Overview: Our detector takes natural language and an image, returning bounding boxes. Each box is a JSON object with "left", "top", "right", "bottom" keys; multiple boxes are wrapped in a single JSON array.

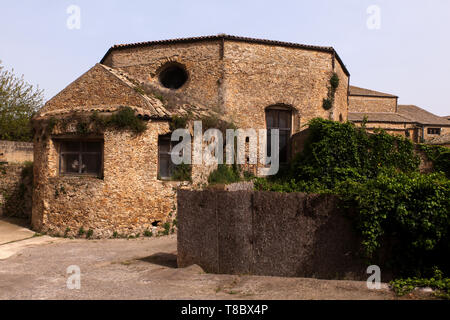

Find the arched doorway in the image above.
[{"left": 265, "top": 105, "right": 292, "bottom": 163}]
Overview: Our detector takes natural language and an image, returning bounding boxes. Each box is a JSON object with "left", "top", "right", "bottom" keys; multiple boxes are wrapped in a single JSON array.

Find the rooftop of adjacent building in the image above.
[
  {"left": 349, "top": 104, "right": 450, "bottom": 126},
  {"left": 349, "top": 86, "right": 398, "bottom": 99},
  {"left": 349, "top": 85, "right": 450, "bottom": 127}
]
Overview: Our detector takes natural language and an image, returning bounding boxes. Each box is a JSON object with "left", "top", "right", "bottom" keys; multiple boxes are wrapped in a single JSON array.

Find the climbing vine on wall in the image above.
[
  {"left": 322, "top": 73, "right": 340, "bottom": 110},
  {"left": 254, "top": 118, "right": 450, "bottom": 278},
  {"left": 418, "top": 144, "right": 450, "bottom": 178}
]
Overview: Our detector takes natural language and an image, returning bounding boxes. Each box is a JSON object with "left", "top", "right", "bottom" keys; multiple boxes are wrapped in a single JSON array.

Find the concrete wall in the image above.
[
  {"left": 177, "top": 190, "right": 366, "bottom": 280},
  {"left": 0, "top": 163, "right": 33, "bottom": 219},
  {"left": 0, "top": 140, "right": 33, "bottom": 163}
]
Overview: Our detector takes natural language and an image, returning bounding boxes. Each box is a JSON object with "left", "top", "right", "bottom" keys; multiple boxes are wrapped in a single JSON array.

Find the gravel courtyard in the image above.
[{"left": 0, "top": 234, "right": 430, "bottom": 300}]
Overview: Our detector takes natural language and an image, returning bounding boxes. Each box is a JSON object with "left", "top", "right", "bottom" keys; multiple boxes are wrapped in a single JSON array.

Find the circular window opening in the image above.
[{"left": 159, "top": 64, "right": 188, "bottom": 89}]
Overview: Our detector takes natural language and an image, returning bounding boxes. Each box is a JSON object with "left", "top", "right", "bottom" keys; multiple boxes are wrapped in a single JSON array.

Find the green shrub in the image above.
[
  {"left": 163, "top": 222, "right": 171, "bottom": 236},
  {"left": 78, "top": 227, "right": 85, "bottom": 236},
  {"left": 391, "top": 268, "right": 450, "bottom": 299},
  {"left": 330, "top": 73, "right": 340, "bottom": 90},
  {"left": 419, "top": 144, "right": 450, "bottom": 178},
  {"left": 86, "top": 229, "right": 94, "bottom": 239},
  {"left": 169, "top": 115, "right": 188, "bottom": 131},
  {"left": 107, "top": 107, "right": 146, "bottom": 133},
  {"left": 256, "top": 118, "right": 450, "bottom": 278},
  {"left": 322, "top": 73, "right": 339, "bottom": 110},
  {"left": 322, "top": 98, "right": 333, "bottom": 111},
  {"left": 337, "top": 169, "right": 450, "bottom": 275},
  {"left": 171, "top": 163, "right": 192, "bottom": 182},
  {"left": 143, "top": 230, "right": 153, "bottom": 237},
  {"left": 208, "top": 164, "right": 241, "bottom": 185}
]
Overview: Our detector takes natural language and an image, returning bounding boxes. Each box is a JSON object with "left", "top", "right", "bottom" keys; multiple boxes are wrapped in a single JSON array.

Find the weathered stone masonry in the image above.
[{"left": 32, "top": 35, "right": 350, "bottom": 237}]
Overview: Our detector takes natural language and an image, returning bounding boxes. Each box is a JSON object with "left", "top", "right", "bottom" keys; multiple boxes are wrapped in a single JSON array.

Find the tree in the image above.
[{"left": 0, "top": 60, "right": 43, "bottom": 141}]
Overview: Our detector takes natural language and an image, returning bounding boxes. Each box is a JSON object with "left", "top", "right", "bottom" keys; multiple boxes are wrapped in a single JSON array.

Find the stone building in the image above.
[
  {"left": 348, "top": 86, "right": 450, "bottom": 143},
  {"left": 31, "top": 35, "right": 350, "bottom": 237}
]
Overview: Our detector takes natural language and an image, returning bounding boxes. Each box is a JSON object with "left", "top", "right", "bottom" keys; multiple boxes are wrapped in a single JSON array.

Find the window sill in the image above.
[{"left": 58, "top": 174, "right": 103, "bottom": 180}]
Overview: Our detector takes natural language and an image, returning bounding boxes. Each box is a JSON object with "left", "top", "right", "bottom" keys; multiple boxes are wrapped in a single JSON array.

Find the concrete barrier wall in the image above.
[
  {"left": 177, "top": 190, "right": 367, "bottom": 280},
  {"left": 0, "top": 140, "right": 33, "bottom": 163}
]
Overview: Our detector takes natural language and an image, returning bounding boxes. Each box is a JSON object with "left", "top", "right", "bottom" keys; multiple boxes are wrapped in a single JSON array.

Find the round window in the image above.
[{"left": 159, "top": 64, "right": 188, "bottom": 89}]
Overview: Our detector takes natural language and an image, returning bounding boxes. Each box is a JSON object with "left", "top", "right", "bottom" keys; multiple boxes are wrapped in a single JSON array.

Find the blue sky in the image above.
[{"left": 1, "top": 0, "right": 449, "bottom": 115}]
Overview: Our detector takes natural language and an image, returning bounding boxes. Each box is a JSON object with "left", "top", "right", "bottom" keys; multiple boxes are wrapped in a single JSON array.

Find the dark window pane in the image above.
[
  {"left": 82, "top": 141, "right": 102, "bottom": 152},
  {"left": 61, "top": 141, "right": 80, "bottom": 152},
  {"left": 266, "top": 131, "right": 272, "bottom": 158},
  {"left": 265, "top": 108, "right": 292, "bottom": 163},
  {"left": 61, "top": 154, "right": 80, "bottom": 173},
  {"left": 159, "top": 138, "right": 171, "bottom": 154},
  {"left": 81, "top": 154, "right": 101, "bottom": 174},
  {"left": 59, "top": 140, "right": 103, "bottom": 176},
  {"left": 279, "top": 111, "right": 290, "bottom": 129},
  {"left": 266, "top": 111, "right": 275, "bottom": 128},
  {"left": 159, "top": 155, "right": 171, "bottom": 178}
]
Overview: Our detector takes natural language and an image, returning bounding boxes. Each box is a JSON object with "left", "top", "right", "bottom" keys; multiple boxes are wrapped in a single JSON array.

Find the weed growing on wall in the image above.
[
  {"left": 208, "top": 164, "right": 241, "bottom": 185},
  {"left": 171, "top": 163, "right": 192, "bottom": 182},
  {"left": 39, "top": 106, "right": 147, "bottom": 137},
  {"left": 322, "top": 73, "right": 339, "bottom": 111}
]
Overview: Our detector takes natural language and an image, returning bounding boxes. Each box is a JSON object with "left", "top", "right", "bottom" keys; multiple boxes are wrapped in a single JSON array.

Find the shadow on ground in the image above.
[{"left": 138, "top": 252, "right": 178, "bottom": 268}]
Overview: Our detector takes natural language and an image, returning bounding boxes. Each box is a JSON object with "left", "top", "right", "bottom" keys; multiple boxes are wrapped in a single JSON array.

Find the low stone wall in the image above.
[
  {"left": 0, "top": 163, "right": 33, "bottom": 219},
  {"left": 177, "top": 190, "right": 367, "bottom": 280},
  {"left": 0, "top": 140, "right": 33, "bottom": 163}
]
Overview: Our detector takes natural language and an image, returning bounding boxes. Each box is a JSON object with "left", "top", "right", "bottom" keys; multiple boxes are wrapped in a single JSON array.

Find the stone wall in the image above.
[
  {"left": 0, "top": 140, "right": 33, "bottom": 163},
  {"left": 349, "top": 96, "right": 397, "bottom": 113},
  {"left": 352, "top": 122, "right": 417, "bottom": 139},
  {"left": 223, "top": 40, "right": 349, "bottom": 131},
  {"left": 423, "top": 126, "right": 450, "bottom": 142},
  {"left": 104, "top": 39, "right": 349, "bottom": 133},
  {"left": 0, "top": 163, "right": 33, "bottom": 219},
  {"left": 31, "top": 120, "right": 204, "bottom": 238},
  {"left": 177, "top": 190, "right": 366, "bottom": 280},
  {"left": 103, "top": 41, "right": 223, "bottom": 112}
]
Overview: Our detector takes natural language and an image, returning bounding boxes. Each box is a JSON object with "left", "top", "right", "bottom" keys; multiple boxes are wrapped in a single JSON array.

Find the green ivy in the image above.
[
  {"left": 255, "top": 118, "right": 450, "bottom": 278},
  {"left": 171, "top": 163, "right": 192, "bottom": 182},
  {"left": 418, "top": 144, "right": 450, "bottom": 178},
  {"left": 322, "top": 73, "right": 340, "bottom": 110},
  {"left": 208, "top": 164, "right": 241, "bottom": 185},
  {"left": 42, "top": 107, "right": 147, "bottom": 136},
  {"left": 390, "top": 268, "right": 450, "bottom": 299}
]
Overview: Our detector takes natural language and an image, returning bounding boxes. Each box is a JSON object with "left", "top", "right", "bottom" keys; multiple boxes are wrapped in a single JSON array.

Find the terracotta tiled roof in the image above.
[
  {"left": 100, "top": 34, "right": 350, "bottom": 76},
  {"left": 349, "top": 86, "right": 398, "bottom": 98},
  {"left": 109, "top": 66, "right": 222, "bottom": 119},
  {"left": 99, "top": 64, "right": 172, "bottom": 118},
  {"left": 398, "top": 105, "right": 450, "bottom": 126},
  {"left": 348, "top": 112, "right": 414, "bottom": 123},
  {"left": 36, "top": 65, "right": 221, "bottom": 122}
]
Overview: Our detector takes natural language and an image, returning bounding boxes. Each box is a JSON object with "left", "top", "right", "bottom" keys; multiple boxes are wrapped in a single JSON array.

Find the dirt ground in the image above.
[{"left": 0, "top": 232, "right": 435, "bottom": 300}]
